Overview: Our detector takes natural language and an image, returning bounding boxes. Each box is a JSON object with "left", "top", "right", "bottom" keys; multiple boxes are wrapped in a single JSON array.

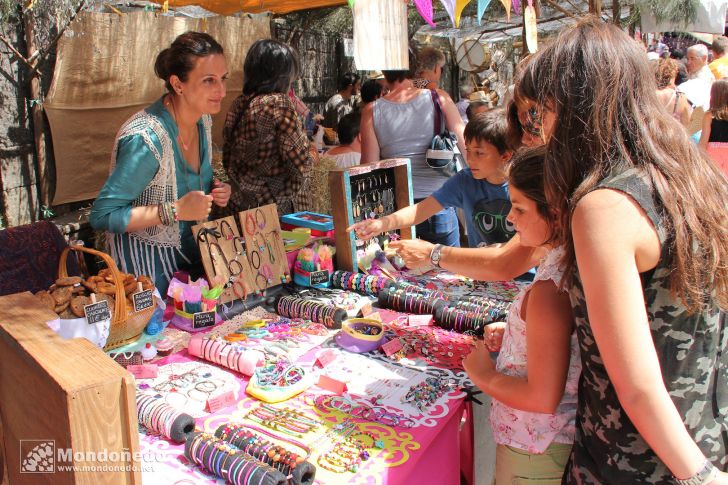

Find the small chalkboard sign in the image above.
[
  {"left": 309, "top": 270, "right": 330, "bottom": 286},
  {"left": 192, "top": 310, "right": 216, "bottom": 329},
  {"left": 84, "top": 300, "right": 111, "bottom": 325},
  {"left": 132, "top": 289, "right": 154, "bottom": 312}
]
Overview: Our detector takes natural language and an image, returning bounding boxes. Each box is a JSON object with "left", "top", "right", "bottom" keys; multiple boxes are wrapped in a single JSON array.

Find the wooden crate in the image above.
[
  {"left": 0, "top": 292, "right": 141, "bottom": 485},
  {"left": 328, "top": 158, "right": 414, "bottom": 272}
]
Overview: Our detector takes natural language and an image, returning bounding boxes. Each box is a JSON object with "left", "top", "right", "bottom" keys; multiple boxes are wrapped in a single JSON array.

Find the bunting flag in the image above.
[
  {"left": 413, "top": 0, "right": 436, "bottom": 26},
  {"left": 477, "top": 0, "right": 493, "bottom": 25},
  {"left": 454, "top": 0, "right": 473, "bottom": 27},
  {"left": 348, "top": 0, "right": 355, "bottom": 7},
  {"left": 439, "top": 0, "right": 457, "bottom": 27},
  {"left": 499, "top": 0, "right": 511, "bottom": 21},
  {"left": 512, "top": 0, "right": 521, "bottom": 15}
]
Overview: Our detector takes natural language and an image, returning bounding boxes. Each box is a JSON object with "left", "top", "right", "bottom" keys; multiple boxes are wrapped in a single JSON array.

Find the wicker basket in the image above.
[{"left": 58, "top": 245, "right": 155, "bottom": 351}]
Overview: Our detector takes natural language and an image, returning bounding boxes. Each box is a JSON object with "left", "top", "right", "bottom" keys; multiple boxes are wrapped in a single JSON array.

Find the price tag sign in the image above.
[
  {"left": 127, "top": 364, "right": 158, "bottom": 379},
  {"left": 84, "top": 300, "right": 111, "bottom": 325},
  {"left": 381, "top": 338, "right": 403, "bottom": 357},
  {"left": 207, "top": 390, "right": 236, "bottom": 413},
  {"left": 315, "top": 349, "right": 338, "bottom": 368},
  {"left": 408, "top": 314, "right": 433, "bottom": 326},
  {"left": 132, "top": 289, "right": 154, "bottom": 313},
  {"left": 192, "top": 310, "right": 216, "bottom": 329},
  {"left": 309, "top": 270, "right": 330, "bottom": 286}
]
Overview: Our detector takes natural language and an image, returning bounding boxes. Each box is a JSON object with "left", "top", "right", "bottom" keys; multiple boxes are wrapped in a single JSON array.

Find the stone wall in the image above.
[
  {"left": 0, "top": 19, "right": 37, "bottom": 228},
  {"left": 275, "top": 20, "right": 356, "bottom": 117}
]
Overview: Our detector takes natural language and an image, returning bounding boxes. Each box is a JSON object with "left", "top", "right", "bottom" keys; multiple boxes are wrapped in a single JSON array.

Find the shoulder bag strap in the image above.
[{"left": 430, "top": 89, "right": 444, "bottom": 135}]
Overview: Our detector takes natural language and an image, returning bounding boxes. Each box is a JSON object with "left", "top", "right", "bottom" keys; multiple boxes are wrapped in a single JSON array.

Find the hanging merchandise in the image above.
[
  {"left": 477, "top": 0, "right": 493, "bottom": 24},
  {"left": 512, "top": 0, "right": 521, "bottom": 16},
  {"left": 455, "top": 0, "right": 474, "bottom": 27},
  {"left": 499, "top": 0, "right": 512, "bottom": 20},
  {"left": 353, "top": 0, "right": 408, "bottom": 70},
  {"left": 524, "top": 1, "right": 538, "bottom": 53},
  {"left": 414, "top": 0, "right": 436, "bottom": 26},
  {"left": 439, "top": 0, "right": 457, "bottom": 27}
]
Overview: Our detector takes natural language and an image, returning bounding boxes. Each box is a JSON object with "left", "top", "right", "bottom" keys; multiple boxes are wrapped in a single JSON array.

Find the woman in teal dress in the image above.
[{"left": 90, "top": 32, "right": 231, "bottom": 295}]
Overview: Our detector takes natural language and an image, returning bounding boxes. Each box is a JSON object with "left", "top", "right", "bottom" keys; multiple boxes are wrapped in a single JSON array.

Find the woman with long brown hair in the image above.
[{"left": 515, "top": 17, "right": 727, "bottom": 484}]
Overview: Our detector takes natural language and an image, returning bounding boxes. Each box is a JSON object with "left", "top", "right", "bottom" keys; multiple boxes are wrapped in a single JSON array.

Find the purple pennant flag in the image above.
[{"left": 414, "top": 0, "right": 436, "bottom": 26}]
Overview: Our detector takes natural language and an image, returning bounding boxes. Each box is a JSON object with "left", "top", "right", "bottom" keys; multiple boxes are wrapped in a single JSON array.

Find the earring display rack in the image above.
[
  {"left": 329, "top": 158, "right": 414, "bottom": 272},
  {"left": 238, "top": 203, "right": 290, "bottom": 293},
  {"left": 193, "top": 204, "right": 290, "bottom": 304}
]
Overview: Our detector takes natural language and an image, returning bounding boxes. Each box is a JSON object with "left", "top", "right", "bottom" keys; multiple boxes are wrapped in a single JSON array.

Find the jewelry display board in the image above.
[
  {"left": 329, "top": 158, "right": 414, "bottom": 272},
  {"left": 193, "top": 204, "right": 290, "bottom": 304},
  {"left": 238, "top": 203, "right": 290, "bottom": 293}
]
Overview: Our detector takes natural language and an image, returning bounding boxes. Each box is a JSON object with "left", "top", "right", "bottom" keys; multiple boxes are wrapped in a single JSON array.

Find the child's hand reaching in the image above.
[
  {"left": 483, "top": 321, "right": 506, "bottom": 352},
  {"left": 462, "top": 339, "right": 496, "bottom": 379}
]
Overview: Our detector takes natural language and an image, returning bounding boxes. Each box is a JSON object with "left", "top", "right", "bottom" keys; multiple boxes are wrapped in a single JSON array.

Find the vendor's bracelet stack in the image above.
[
  {"left": 157, "top": 201, "right": 177, "bottom": 226},
  {"left": 136, "top": 394, "right": 195, "bottom": 443}
]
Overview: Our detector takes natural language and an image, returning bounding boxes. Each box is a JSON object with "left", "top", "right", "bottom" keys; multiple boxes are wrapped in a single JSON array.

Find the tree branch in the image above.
[
  {"left": 26, "top": 0, "right": 87, "bottom": 65},
  {"left": 0, "top": 32, "right": 40, "bottom": 78}
]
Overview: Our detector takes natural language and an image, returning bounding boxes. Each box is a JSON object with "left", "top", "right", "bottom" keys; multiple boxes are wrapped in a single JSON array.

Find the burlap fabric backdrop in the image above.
[{"left": 45, "top": 11, "right": 270, "bottom": 205}]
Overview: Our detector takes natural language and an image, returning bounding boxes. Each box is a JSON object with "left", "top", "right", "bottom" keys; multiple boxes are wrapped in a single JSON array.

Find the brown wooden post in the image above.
[
  {"left": 612, "top": 0, "right": 620, "bottom": 24},
  {"left": 23, "top": 12, "right": 50, "bottom": 213}
]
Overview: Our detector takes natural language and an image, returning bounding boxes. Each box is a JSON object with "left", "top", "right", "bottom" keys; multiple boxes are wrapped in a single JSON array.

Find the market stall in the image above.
[{"left": 0, "top": 159, "right": 525, "bottom": 484}]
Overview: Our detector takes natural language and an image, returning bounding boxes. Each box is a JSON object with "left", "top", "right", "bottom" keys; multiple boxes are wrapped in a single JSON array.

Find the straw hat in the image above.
[{"left": 368, "top": 70, "right": 385, "bottom": 80}]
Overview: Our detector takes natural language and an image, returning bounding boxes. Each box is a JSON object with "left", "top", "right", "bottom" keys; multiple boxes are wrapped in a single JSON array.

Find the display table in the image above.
[
  {"left": 0, "top": 269, "right": 525, "bottom": 484},
  {"left": 136, "top": 308, "right": 476, "bottom": 484}
]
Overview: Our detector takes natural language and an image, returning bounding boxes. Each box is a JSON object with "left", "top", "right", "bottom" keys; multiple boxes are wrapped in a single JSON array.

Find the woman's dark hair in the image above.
[
  {"left": 242, "top": 39, "right": 300, "bottom": 96},
  {"left": 508, "top": 145, "right": 555, "bottom": 242},
  {"left": 338, "top": 72, "right": 361, "bottom": 91},
  {"left": 516, "top": 16, "right": 728, "bottom": 312},
  {"left": 360, "top": 79, "right": 384, "bottom": 103},
  {"left": 154, "top": 31, "right": 224, "bottom": 93},
  {"left": 336, "top": 113, "right": 361, "bottom": 145},
  {"left": 383, "top": 70, "right": 408, "bottom": 83}
]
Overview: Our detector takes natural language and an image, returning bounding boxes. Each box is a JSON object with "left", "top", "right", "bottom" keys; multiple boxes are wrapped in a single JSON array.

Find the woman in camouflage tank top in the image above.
[{"left": 512, "top": 18, "right": 728, "bottom": 484}]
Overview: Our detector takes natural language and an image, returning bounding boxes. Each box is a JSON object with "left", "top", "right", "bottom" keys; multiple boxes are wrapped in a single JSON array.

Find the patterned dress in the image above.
[
  {"left": 491, "top": 246, "right": 581, "bottom": 454},
  {"left": 563, "top": 169, "right": 727, "bottom": 483},
  {"left": 222, "top": 93, "right": 314, "bottom": 215}
]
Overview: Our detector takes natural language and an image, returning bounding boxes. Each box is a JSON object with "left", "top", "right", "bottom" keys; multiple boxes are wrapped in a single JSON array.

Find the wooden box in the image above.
[
  {"left": 328, "top": 158, "right": 414, "bottom": 272},
  {"left": 0, "top": 292, "right": 141, "bottom": 485}
]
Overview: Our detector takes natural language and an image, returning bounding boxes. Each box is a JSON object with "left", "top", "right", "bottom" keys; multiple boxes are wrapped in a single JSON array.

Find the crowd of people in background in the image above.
[{"left": 89, "top": 19, "right": 727, "bottom": 485}]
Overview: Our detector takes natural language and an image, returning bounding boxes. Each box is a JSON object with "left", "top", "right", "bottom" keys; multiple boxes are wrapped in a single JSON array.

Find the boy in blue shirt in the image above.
[{"left": 348, "top": 108, "right": 514, "bottom": 248}]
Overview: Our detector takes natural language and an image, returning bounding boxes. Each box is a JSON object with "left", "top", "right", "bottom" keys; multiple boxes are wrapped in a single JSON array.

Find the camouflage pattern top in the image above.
[{"left": 562, "top": 169, "right": 727, "bottom": 484}]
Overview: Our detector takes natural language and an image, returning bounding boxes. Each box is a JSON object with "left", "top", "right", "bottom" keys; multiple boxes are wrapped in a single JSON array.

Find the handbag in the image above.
[{"left": 426, "top": 90, "right": 462, "bottom": 177}]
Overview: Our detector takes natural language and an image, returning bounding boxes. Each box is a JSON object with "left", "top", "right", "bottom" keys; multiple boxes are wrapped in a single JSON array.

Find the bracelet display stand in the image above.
[{"left": 329, "top": 158, "right": 414, "bottom": 272}]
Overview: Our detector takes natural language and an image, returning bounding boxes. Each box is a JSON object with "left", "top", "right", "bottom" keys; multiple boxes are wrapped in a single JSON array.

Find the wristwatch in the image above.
[
  {"left": 675, "top": 460, "right": 718, "bottom": 485},
  {"left": 430, "top": 244, "right": 444, "bottom": 268}
]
